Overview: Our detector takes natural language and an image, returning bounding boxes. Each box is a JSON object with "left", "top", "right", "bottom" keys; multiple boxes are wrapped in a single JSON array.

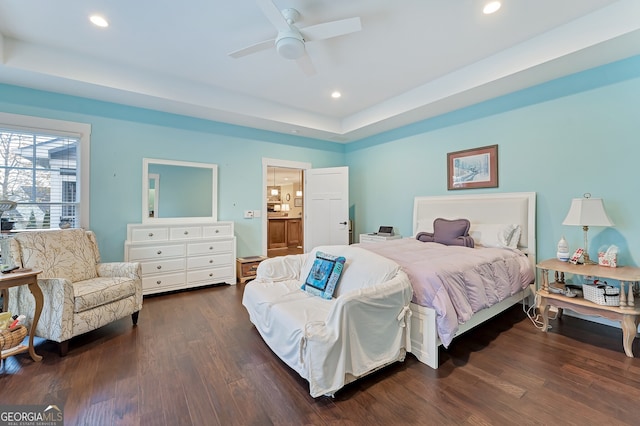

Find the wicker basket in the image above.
[
  {"left": 0, "top": 325, "right": 27, "bottom": 351},
  {"left": 582, "top": 284, "right": 620, "bottom": 306}
]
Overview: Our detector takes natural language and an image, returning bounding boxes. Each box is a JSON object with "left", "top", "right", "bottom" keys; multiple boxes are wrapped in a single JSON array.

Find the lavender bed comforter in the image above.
[{"left": 359, "top": 238, "right": 534, "bottom": 347}]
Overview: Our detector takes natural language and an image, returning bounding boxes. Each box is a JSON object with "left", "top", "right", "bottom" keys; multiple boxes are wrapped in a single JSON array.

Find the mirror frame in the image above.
[{"left": 142, "top": 158, "right": 218, "bottom": 224}]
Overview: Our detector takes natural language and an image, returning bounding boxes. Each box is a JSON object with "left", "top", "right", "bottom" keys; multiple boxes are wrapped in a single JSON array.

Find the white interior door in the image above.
[{"left": 304, "top": 166, "right": 349, "bottom": 252}]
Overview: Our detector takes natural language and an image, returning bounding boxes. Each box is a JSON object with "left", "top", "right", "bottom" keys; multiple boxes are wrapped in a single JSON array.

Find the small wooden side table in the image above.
[
  {"left": 0, "top": 269, "right": 43, "bottom": 362},
  {"left": 236, "top": 256, "right": 268, "bottom": 284},
  {"left": 536, "top": 259, "right": 640, "bottom": 357}
]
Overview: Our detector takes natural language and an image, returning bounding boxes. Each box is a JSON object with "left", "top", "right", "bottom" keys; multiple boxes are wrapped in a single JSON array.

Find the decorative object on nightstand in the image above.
[
  {"left": 556, "top": 235, "right": 569, "bottom": 261},
  {"left": 562, "top": 193, "right": 614, "bottom": 264},
  {"left": 237, "top": 256, "right": 268, "bottom": 283}
]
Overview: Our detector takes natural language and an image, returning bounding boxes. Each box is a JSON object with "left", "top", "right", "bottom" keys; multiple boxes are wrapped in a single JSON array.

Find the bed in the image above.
[{"left": 359, "top": 192, "right": 536, "bottom": 368}]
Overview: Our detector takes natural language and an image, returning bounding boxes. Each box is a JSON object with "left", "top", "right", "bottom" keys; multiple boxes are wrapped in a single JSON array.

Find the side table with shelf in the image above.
[
  {"left": 0, "top": 269, "right": 43, "bottom": 362},
  {"left": 536, "top": 258, "right": 640, "bottom": 357}
]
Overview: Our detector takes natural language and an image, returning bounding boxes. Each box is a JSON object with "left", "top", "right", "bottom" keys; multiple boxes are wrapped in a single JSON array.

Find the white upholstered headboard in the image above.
[{"left": 413, "top": 192, "right": 536, "bottom": 264}]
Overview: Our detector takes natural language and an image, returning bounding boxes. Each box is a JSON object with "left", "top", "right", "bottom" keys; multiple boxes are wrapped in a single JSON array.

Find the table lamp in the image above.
[{"left": 562, "top": 193, "right": 613, "bottom": 264}]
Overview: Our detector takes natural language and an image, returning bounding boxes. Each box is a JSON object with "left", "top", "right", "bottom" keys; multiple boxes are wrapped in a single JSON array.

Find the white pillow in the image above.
[{"left": 469, "top": 224, "right": 521, "bottom": 249}]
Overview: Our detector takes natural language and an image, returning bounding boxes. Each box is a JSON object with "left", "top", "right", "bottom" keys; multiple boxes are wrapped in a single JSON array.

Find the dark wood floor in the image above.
[{"left": 2, "top": 283, "right": 640, "bottom": 425}]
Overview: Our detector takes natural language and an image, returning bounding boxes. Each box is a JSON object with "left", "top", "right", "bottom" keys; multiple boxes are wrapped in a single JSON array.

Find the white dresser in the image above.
[{"left": 125, "top": 222, "right": 236, "bottom": 295}]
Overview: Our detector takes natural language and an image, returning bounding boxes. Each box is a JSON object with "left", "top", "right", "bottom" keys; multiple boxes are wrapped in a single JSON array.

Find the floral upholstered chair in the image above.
[{"left": 6, "top": 229, "right": 142, "bottom": 356}]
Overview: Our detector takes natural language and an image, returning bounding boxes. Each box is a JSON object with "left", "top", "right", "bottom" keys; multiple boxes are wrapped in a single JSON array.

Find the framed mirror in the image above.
[{"left": 142, "top": 158, "right": 218, "bottom": 224}]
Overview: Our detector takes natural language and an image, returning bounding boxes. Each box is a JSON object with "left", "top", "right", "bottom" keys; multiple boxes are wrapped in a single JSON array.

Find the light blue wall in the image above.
[
  {"left": 1, "top": 54, "right": 638, "bottom": 269},
  {"left": 346, "top": 55, "right": 640, "bottom": 268},
  {"left": 0, "top": 85, "right": 346, "bottom": 261}
]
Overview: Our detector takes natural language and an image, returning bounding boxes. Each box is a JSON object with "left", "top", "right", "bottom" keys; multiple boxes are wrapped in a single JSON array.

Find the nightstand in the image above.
[
  {"left": 536, "top": 258, "right": 640, "bottom": 357},
  {"left": 359, "top": 234, "right": 402, "bottom": 243},
  {"left": 236, "top": 256, "right": 268, "bottom": 283}
]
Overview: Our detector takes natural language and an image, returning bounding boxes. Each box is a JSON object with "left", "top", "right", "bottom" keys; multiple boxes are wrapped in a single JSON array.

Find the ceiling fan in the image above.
[{"left": 228, "top": 0, "right": 362, "bottom": 76}]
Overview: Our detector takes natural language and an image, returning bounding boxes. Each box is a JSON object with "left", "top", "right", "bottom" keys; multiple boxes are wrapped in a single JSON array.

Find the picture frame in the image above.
[
  {"left": 447, "top": 144, "right": 498, "bottom": 190},
  {"left": 294, "top": 197, "right": 303, "bottom": 207}
]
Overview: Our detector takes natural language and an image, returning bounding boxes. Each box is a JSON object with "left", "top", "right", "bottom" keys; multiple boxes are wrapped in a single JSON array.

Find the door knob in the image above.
[{"left": 339, "top": 221, "right": 347, "bottom": 225}]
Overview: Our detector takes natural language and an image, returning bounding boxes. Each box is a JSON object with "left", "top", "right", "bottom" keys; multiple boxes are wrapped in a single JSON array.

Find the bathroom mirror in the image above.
[{"left": 142, "top": 158, "right": 218, "bottom": 224}]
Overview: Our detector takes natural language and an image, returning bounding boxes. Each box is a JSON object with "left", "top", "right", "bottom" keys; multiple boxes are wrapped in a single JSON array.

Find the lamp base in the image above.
[{"left": 582, "top": 252, "right": 597, "bottom": 265}]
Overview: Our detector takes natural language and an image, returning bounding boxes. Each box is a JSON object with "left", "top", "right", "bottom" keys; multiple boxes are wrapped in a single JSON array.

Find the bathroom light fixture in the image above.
[
  {"left": 271, "top": 168, "right": 279, "bottom": 196},
  {"left": 296, "top": 169, "right": 303, "bottom": 197}
]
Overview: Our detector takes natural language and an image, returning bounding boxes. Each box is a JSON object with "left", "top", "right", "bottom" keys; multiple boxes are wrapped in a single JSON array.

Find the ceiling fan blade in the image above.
[
  {"left": 300, "top": 17, "right": 362, "bottom": 42},
  {"left": 228, "top": 38, "right": 275, "bottom": 58},
  {"left": 297, "top": 54, "right": 316, "bottom": 76},
  {"left": 256, "top": 0, "right": 291, "bottom": 33}
]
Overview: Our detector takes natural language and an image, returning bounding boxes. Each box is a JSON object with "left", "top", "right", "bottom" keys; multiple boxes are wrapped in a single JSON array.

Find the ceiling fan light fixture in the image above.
[{"left": 276, "top": 31, "right": 305, "bottom": 60}]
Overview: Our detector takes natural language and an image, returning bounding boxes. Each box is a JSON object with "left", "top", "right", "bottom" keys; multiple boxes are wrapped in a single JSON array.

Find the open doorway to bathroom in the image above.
[{"left": 266, "top": 165, "right": 304, "bottom": 258}]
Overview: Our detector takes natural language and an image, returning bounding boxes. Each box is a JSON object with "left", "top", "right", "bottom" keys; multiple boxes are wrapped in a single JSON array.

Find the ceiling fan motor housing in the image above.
[{"left": 276, "top": 29, "right": 305, "bottom": 59}]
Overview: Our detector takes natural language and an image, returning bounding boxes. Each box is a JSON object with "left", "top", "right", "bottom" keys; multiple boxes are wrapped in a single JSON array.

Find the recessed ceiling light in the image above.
[
  {"left": 90, "top": 15, "right": 109, "bottom": 28},
  {"left": 331, "top": 91, "right": 342, "bottom": 99},
  {"left": 483, "top": 1, "right": 501, "bottom": 14}
]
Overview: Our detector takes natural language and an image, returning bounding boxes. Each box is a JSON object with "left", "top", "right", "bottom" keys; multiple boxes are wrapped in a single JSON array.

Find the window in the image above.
[{"left": 0, "top": 113, "right": 90, "bottom": 230}]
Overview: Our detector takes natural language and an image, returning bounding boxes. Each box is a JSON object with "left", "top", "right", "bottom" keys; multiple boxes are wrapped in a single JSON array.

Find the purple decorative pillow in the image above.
[{"left": 416, "top": 218, "right": 474, "bottom": 248}]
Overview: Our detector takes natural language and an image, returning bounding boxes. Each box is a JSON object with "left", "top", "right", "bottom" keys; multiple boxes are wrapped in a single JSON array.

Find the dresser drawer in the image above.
[
  {"left": 170, "top": 226, "right": 202, "bottom": 240},
  {"left": 187, "top": 239, "right": 234, "bottom": 256},
  {"left": 130, "top": 227, "right": 169, "bottom": 242},
  {"left": 187, "top": 266, "right": 233, "bottom": 284},
  {"left": 142, "top": 272, "right": 185, "bottom": 291},
  {"left": 140, "top": 258, "right": 185, "bottom": 275},
  {"left": 187, "top": 253, "right": 233, "bottom": 269},
  {"left": 128, "top": 243, "right": 185, "bottom": 260},
  {"left": 203, "top": 224, "right": 232, "bottom": 238}
]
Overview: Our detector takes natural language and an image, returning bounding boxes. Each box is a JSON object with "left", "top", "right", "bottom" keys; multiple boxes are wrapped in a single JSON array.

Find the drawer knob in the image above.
[
  {"left": 157, "top": 265, "right": 162, "bottom": 270},
  {"left": 215, "top": 229, "right": 219, "bottom": 233},
  {"left": 209, "top": 273, "right": 213, "bottom": 277},
  {"left": 209, "top": 260, "right": 214, "bottom": 264},
  {"left": 157, "top": 250, "right": 162, "bottom": 255},
  {"left": 184, "top": 231, "right": 189, "bottom": 235},
  {"left": 148, "top": 232, "right": 154, "bottom": 237},
  {"left": 209, "top": 246, "right": 214, "bottom": 250},
  {"left": 156, "top": 280, "right": 161, "bottom": 285}
]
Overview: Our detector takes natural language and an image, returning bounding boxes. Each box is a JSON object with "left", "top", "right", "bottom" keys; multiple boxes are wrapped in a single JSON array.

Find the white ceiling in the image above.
[{"left": 0, "top": 0, "right": 639, "bottom": 143}]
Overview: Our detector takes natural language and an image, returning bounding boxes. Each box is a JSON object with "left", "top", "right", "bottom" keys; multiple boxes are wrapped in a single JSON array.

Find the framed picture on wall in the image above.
[
  {"left": 294, "top": 197, "right": 303, "bottom": 207},
  {"left": 447, "top": 144, "right": 498, "bottom": 190}
]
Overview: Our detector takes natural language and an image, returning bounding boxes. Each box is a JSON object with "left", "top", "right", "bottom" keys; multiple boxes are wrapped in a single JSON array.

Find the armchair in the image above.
[{"left": 5, "top": 229, "right": 142, "bottom": 356}]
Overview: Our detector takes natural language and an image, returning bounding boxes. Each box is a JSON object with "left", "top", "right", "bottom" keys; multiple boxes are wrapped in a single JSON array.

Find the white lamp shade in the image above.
[{"left": 562, "top": 197, "right": 614, "bottom": 227}]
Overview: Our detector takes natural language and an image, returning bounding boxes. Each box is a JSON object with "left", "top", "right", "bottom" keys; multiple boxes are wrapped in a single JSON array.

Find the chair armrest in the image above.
[
  {"left": 256, "top": 254, "right": 308, "bottom": 282},
  {"left": 8, "top": 277, "right": 75, "bottom": 342},
  {"left": 97, "top": 262, "right": 141, "bottom": 280}
]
